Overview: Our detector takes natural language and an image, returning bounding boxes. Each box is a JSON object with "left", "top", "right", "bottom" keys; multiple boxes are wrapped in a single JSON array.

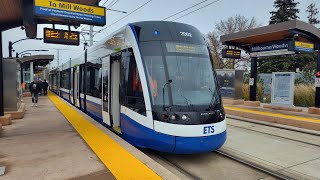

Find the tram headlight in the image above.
[
  {"left": 181, "top": 114, "right": 189, "bottom": 121},
  {"left": 170, "top": 114, "right": 179, "bottom": 120},
  {"left": 218, "top": 110, "right": 225, "bottom": 120}
]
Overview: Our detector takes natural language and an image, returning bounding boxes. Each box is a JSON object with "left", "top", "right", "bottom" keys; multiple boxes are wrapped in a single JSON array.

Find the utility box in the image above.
[
  {"left": 216, "top": 69, "right": 244, "bottom": 100},
  {"left": 3, "top": 58, "right": 22, "bottom": 111}
]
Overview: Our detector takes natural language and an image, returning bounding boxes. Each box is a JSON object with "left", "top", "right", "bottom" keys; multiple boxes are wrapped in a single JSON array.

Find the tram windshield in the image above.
[{"left": 140, "top": 41, "right": 220, "bottom": 111}]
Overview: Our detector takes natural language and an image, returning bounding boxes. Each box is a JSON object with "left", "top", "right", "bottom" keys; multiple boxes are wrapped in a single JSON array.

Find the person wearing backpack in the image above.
[{"left": 29, "top": 79, "right": 41, "bottom": 106}]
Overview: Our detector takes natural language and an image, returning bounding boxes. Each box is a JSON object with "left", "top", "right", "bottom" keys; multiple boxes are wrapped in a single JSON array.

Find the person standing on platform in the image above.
[
  {"left": 38, "top": 79, "right": 43, "bottom": 96},
  {"left": 42, "top": 80, "right": 48, "bottom": 95},
  {"left": 29, "top": 79, "right": 41, "bottom": 107}
]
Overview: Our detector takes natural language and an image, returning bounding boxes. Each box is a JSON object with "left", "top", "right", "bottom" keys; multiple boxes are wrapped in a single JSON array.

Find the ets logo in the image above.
[{"left": 203, "top": 125, "right": 215, "bottom": 134}]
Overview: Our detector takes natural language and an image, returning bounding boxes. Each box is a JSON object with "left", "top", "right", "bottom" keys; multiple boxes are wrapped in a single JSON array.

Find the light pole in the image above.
[
  {"left": 16, "top": 49, "right": 49, "bottom": 58},
  {"left": 9, "top": 38, "right": 43, "bottom": 57}
]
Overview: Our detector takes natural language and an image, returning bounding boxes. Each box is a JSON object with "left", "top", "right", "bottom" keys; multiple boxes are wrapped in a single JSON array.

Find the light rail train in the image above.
[{"left": 49, "top": 21, "right": 226, "bottom": 154}]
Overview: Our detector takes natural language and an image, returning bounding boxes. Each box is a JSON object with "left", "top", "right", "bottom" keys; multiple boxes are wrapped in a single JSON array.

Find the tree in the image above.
[
  {"left": 269, "top": 0, "right": 300, "bottom": 24},
  {"left": 206, "top": 15, "right": 260, "bottom": 69},
  {"left": 306, "top": 3, "right": 320, "bottom": 25}
]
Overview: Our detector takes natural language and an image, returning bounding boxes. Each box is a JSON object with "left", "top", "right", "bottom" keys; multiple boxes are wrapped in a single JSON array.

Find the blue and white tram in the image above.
[{"left": 49, "top": 21, "right": 226, "bottom": 154}]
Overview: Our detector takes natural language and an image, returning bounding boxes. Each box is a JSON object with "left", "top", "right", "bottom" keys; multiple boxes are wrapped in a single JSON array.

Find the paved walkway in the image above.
[{"left": 0, "top": 95, "right": 114, "bottom": 179}]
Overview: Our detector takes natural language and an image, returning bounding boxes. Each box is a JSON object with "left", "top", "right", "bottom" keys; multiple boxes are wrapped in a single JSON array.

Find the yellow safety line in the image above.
[
  {"left": 225, "top": 106, "right": 320, "bottom": 124},
  {"left": 48, "top": 91, "right": 162, "bottom": 180}
]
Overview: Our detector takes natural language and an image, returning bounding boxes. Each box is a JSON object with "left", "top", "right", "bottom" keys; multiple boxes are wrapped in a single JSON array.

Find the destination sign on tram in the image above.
[{"left": 44, "top": 28, "right": 80, "bottom": 46}]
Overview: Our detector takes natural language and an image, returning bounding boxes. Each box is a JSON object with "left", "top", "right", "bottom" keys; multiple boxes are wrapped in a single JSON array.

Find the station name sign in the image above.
[
  {"left": 222, "top": 49, "right": 241, "bottom": 59},
  {"left": 34, "top": 0, "right": 106, "bottom": 26},
  {"left": 250, "top": 40, "right": 292, "bottom": 57},
  {"left": 44, "top": 28, "right": 80, "bottom": 46}
]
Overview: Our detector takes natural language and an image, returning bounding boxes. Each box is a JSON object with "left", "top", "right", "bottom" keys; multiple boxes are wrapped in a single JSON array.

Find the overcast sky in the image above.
[{"left": 2, "top": 0, "right": 318, "bottom": 67}]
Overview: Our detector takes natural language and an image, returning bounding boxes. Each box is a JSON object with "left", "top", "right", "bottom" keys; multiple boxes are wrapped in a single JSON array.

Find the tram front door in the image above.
[
  {"left": 102, "top": 54, "right": 121, "bottom": 132},
  {"left": 72, "top": 67, "right": 80, "bottom": 107}
]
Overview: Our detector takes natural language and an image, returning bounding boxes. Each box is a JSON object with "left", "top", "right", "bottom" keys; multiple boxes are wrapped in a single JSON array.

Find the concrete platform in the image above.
[
  {"left": 225, "top": 104, "right": 320, "bottom": 131},
  {"left": 223, "top": 118, "right": 320, "bottom": 180},
  {"left": 0, "top": 93, "right": 177, "bottom": 179},
  {"left": 0, "top": 96, "right": 113, "bottom": 179}
]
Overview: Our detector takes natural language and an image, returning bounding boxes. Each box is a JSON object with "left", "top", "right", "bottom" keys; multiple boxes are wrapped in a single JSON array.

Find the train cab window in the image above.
[
  {"left": 61, "top": 69, "right": 71, "bottom": 90},
  {"left": 120, "top": 48, "right": 146, "bottom": 115}
]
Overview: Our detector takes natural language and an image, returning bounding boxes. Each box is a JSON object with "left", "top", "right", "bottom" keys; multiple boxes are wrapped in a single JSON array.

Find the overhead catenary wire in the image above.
[
  {"left": 80, "top": 0, "right": 113, "bottom": 31},
  {"left": 172, "top": 0, "right": 221, "bottom": 21},
  {"left": 108, "top": 0, "right": 119, "bottom": 8},
  {"left": 163, "top": 0, "right": 211, "bottom": 20},
  {"left": 95, "top": 0, "right": 153, "bottom": 35}
]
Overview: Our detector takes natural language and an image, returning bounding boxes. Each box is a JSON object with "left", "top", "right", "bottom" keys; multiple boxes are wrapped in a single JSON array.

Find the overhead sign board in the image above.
[
  {"left": 250, "top": 40, "right": 294, "bottom": 57},
  {"left": 222, "top": 49, "right": 241, "bottom": 59},
  {"left": 34, "top": 0, "right": 106, "bottom": 26},
  {"left": 44, "top": 28, "right": 80, "bottom": 46},
  {"left": 290, "top": 41, "right": 314, "bottom": 53}
]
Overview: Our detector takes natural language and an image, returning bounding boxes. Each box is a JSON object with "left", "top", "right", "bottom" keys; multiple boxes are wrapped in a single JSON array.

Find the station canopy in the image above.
[
  {"left": 220, "top": 20, "right": 320, "bottom": 52},
  {"left": 18, "top": 55, "right": 54, "bottom": 67}
]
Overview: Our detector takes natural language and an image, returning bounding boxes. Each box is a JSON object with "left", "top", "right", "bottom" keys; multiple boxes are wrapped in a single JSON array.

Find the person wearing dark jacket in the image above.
[
  {"left": 42, "top": 80, "right": 49, "bottom": 95},
  {"left": 29, "top": 79, "right": 41, "bottom": 106},
  {"left": 38, "top": 80, "right": 43, "bottom": 96}
]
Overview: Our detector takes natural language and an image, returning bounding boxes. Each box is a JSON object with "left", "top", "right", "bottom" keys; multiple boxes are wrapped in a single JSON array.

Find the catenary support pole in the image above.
[
  {"left": 84, "top": 49, "right": 87, "bottom": 111},
  {"left": 315, "top": 51, "right": 320, "bottom": 107},
  {"left": 0, "top": 31, "right": 4, "bottom": 116},
  {"left": 249, "top": 57, "right": 257, "bottom": 101}
]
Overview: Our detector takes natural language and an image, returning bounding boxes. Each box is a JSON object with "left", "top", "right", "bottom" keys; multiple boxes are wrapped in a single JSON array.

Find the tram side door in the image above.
[
  {"left": 101, "top": 57, "right": 111, "bottom": 126},
  {"left": 73, "top": 67, "right": 80, "bottom": 107},
  {"left": 110, "top": 55, "right": 121, "bottom": 132}
]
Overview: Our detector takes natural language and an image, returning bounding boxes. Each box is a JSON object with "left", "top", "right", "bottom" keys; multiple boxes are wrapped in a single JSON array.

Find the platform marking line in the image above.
[
  {"left": 225, "top": 106, "right": 320, "bottom": 123},
  {"left": 48, "top": 91, "right": 162, "bottom": 180}
]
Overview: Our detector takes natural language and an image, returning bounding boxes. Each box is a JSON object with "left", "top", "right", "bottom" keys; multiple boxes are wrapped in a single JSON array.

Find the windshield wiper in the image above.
[
  {"left": 208, "top": 87, "right": 218, "bottom": 110},
  {"left": 163, "top": 79, "right": 172, "bottom": 111}
]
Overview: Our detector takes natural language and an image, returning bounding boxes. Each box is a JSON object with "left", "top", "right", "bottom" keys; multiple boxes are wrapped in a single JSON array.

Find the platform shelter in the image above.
[{"left": 220, "top": 20, "right": 320, "bottom": 107}]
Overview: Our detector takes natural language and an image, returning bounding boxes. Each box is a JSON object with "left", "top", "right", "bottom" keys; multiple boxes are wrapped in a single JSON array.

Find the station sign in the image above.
[
  {"left": 289, "top": 41, "right": 314, "bottom": 53},
  {"left": 44, "top": 28, "right": 80, "bottom": 46},
  {"left": 34, "top": 0, "right": 106, "bottom": 26},
  {"left": 250, "top": 40, "right": 294, "bottom": 57},
  {"left": 222, "top": 49, "right": 241, "bottom": 59}
]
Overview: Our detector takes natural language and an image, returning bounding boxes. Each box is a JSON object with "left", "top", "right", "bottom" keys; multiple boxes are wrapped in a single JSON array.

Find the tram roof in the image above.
[{"left": 220, "top": 20, "right": 320, "bottom": 49}]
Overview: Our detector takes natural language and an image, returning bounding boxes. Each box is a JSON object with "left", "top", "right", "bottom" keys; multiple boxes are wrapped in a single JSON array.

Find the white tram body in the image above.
[{"left": 49, "top": 21, "right": 226, "bottom": 154}]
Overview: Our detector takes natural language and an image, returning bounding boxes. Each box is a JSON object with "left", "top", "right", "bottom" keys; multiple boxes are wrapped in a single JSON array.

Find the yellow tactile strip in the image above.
[
  {"left": 48, "top": 91, "right": 162, "bottom": 180},
  {"left": 225, "top": 106, "right": 320, "bottom": 124}
]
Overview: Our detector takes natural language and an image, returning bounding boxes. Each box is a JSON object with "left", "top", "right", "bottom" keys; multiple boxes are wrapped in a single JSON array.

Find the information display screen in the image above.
[
  {"left": 222, "top": 49, "right": 241, "bottom": 59},
  {"left": 44, "top": 28, "right": 80, "bottom": 46}
]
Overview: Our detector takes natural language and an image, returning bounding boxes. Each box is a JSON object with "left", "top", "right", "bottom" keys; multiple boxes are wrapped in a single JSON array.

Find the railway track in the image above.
[
  {"left": 144, "top": 117, "right": 320, "bottom": 180},
  {"left": 146, "top": 149, "right": 288, "bottom": 180},
  {"left": 227, "top": 116, "right": 320, "bottom": 148},
  {"left": 215, "top": 150, "right": 291, "bottom": 180},
  {"left": 227, "top": 115, "right": 320, "bottom": 136}
]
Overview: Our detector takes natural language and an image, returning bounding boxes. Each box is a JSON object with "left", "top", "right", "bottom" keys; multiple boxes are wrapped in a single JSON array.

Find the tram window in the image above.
[
  {"left": 61, "top": 69, "right": 71, "bottom": 90},
  {"left": 120, "top": 49, "right": 146, "bottom": 115},
  {"left": 79, "top": 63, "right": 102, "bottom": 99},
  {"left": 87, "top": 64, "right": 102, "bottom": 98}
]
